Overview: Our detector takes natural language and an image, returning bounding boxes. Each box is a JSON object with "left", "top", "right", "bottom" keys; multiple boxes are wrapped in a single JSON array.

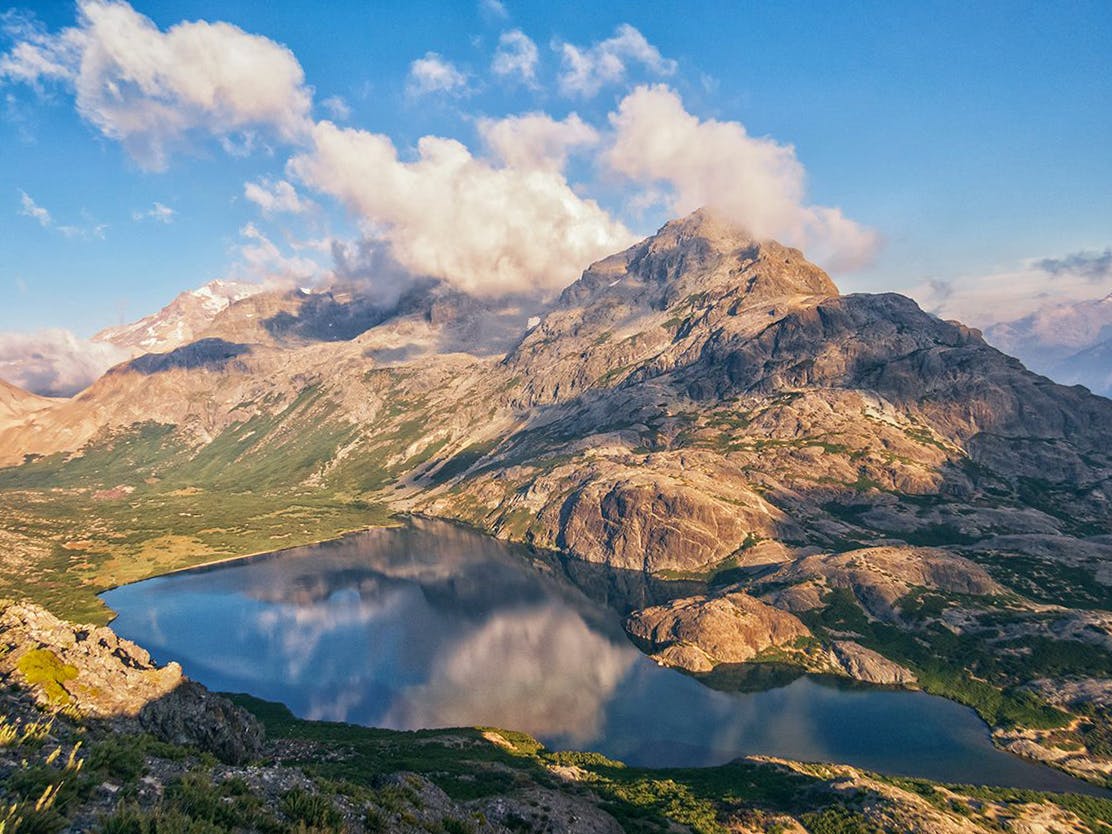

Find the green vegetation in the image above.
[
  {"left": 0, "top": 484, "right": 391, "bottom": 624},
  {"left": 799, "top": 589, "right": 1079, "bottom": 730}
]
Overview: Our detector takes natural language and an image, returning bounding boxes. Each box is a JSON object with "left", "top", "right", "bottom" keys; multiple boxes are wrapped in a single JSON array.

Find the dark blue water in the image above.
[{"left": 102, "top": 520, "right": 1101, "bottom": 793}]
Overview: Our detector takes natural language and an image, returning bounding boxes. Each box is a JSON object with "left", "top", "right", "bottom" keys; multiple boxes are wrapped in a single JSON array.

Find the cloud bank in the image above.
[
  {"left": 288, "top": 120, "right": 635, "bottom": 296},
  {"left": 606, "top": 85, "right": 880, "bottom": 270},
  {"left": 0, "top": 329, "right": 130, "bottom": 396},
  {"left": 912, "top": 247, "right": 1112, "bottom": 328}
]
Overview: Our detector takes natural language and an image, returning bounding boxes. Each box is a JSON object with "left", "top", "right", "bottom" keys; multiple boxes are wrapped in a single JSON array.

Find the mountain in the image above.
[
  {"left": 0, "top": 378, "right": 55, "bottom": 432},
  {"left": 984, "top": 292, "right": 1112, "bottom": 397},
  {"left": 2, "top": 209, "right": 1112, "bottom": 784},
  {"left": 94, "top": 279, "right": 264, "bottom": 354}
]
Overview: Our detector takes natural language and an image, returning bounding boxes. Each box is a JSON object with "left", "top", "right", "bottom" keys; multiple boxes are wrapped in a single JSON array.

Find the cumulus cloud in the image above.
[
  {"left": 288, "top": 120, "right": 635, "bottom": 296},
  {"left": 0, "top": 328, "right": 130, "bottom": 396},
  {"left": 605, "top": 85, "right": 879, "bottom": 270},
  {"left": 0, "top": 0, "right": 313, "bottom": 169},
  {"left": 407, "top": 52, "right": 468, "bottom": 97},
  {"left": 132, "top": 201, "right": 174, "bottom": 223},
  {"left": 491, "top": 29, "right": 538, "bottom": 85},
  {"left": 477, "top": 111, "right": 598, "bottom": 172},
  {"left": 556, "top": 24, "right": 676, "bottom": 98},
  {"left": 1036, "top": 248, "right": 1112, "bottom": 283},
  {"left": 244, "top": 178, "right": 312, "bottom": 215}
]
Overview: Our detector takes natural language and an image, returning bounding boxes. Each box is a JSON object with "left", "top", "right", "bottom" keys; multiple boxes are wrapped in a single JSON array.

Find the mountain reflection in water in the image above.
[{"left": 103, "top": 519, "right": 1102, "bottom": 794}]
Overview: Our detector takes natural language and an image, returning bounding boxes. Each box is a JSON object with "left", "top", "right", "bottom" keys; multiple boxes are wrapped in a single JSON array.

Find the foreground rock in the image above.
[{"left": 0, "top": 600, "right": 263, "bottom": 763}]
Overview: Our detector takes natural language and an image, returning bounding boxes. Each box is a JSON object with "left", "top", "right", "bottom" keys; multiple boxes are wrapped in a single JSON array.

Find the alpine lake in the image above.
[{"left": 102, "top": 518, "right": 1102, "bottom": 795}]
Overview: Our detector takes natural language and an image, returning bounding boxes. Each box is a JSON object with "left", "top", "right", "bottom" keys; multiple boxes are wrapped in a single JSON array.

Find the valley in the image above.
[{"left": 1, "top": 210, "right": 1111, "bottom": 806}]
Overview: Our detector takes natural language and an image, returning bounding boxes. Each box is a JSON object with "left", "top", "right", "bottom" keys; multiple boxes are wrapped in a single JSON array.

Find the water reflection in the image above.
[{"left": 103, "top": 520, "right": 1102, "bottom": 794}]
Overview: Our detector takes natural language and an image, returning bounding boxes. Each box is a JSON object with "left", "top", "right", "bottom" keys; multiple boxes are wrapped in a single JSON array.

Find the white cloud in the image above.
[
  {"left": 0, "top": 328, "right": 130, "bottom": 396},
  {"left": 18, "top": 189, "right": 106, "bottom": 238},
  {"left": 381, "top": 605, "right": 636, "bottom": 744},
  {"left": 235, "top": 222, "right": 326, "bottom": 284},
  {"left": 132, "top": 201, "right": 175, "bottom": 223},
  {"left": 605, "top": 85, "right": 879, "bottom": 271},
  {"left": 289, "top": 120, "right": 635, "bottom": 297},
  {"left": 910, "top": 253, "right": 1112, "bottom": 329},
  {"left": 0, "top": 11, "right": 82, "bottom": 88},
  {"left": 491, "top": 29, "right": 538, "bottom": 85},
  {"left": 320, "top": 94, "right": 351, "bottom": 121},
  {"left": 243, "top": 178, "right": 312, "bottom": 215},
  {"left": 0, "top": 0, "right": 313, "bottom": 169},
  {"left": 407, "top": 52, "right": 468, "bottom": 97},
  {"left": 477, "top": 111, "right": 598, "bottom": 172},
  {"left": 556, "top": 24, "right": 676, "bottom": 98},
  {"left": 58, "top": 220, "right": 108, "bottom": 240},
  {"left": 18, "top": 189, "right": 50, "bottom": 226},
  {"left": 480, "top": 0, "right": 508, "bottom": 18}
]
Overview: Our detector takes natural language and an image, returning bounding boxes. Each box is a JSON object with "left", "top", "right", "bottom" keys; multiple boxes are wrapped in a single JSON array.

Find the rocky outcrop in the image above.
[
  {"left": 625, "top": 591, "right": 811, "bottom": 670},
  {"left": 757, "top": 546, "right": 1003, "bottom": 621},
  {"left": 0, "top": 601, "right": 263, "bottom": 763},
  {"left": 829, "top": 641, "right": 916, "bottom": 686},
  {"left": 138, "top": 680, "right": 265, "bottom": 766},
  {"left": 551, "top": 470, "right": 771, "bottom": 573}
]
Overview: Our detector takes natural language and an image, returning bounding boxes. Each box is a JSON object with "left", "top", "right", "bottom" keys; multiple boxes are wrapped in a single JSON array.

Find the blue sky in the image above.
[{"left": 1, "top": 0, "right": 1110, "bottom": 339}]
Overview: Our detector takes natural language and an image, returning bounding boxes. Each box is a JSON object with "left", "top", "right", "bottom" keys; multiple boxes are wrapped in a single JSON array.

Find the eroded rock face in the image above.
[
  {"left": 625, "top": 591, "right": 811, "bottom": 667},
  {"left": 139, "top": 680, "right": 264, "bottom": 765},
  {"left": 554, "top": 473, "right": 761, "bottom": 573},
  {"left": 0, "top": 601, "right": 262, "bottom": 764}
]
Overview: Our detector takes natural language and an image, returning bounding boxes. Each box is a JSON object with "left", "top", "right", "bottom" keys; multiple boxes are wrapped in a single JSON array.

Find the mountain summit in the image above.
[{"left": 561, "top": 207, "right": 837, "bottom": 310}]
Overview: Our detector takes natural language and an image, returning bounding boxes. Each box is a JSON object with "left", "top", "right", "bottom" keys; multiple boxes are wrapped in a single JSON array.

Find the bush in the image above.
[{"left": 279, "top": 788, "right": 344, "bottom": 832}]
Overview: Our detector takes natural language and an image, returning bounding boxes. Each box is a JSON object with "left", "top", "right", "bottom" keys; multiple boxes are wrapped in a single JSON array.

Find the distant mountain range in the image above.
[
  {"left": 1, "top": 209, "right": 1111, "bottom": 785},
  {"left": 984, "top": 293, "right": 1112, "bottom": 397}
]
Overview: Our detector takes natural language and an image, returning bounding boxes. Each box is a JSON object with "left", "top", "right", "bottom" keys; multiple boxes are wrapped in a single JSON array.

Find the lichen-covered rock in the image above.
[
  {"left": 625, "top": 591, "right": 811, "bottom": 668},
  {"left": 0, "top": 601, "right": 183, "bottom": 716},
  {"left": 0, "top": 601, "right": 263, "bottom": 764}
]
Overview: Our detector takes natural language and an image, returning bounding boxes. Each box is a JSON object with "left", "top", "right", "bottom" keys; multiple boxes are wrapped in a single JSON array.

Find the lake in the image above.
[{"left": 102, "top": 519, "right": 1100, "bottom": 794}]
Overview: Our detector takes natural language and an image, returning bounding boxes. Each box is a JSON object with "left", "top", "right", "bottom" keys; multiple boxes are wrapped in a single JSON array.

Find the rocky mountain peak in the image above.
[
  {"left": 94, "top": 279, "right": 264, "bottom": 354},
  {"left": 562, "top": 208, "right": 838, "bottom": 311}
]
